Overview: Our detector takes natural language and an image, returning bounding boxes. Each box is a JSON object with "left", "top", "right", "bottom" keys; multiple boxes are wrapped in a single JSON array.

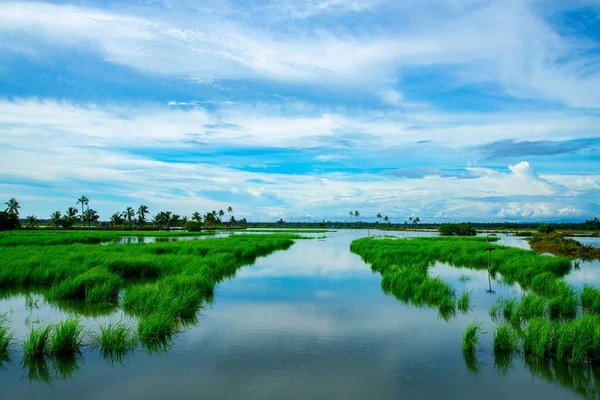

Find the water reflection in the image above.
[{"left": 0, "top": 229, "right": 599, "bottom": 399}]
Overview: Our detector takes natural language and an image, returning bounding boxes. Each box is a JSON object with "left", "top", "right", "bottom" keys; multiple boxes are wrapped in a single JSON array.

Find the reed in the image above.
[
  {"left": 462, "top": 321, "right": 483, "bottom": 354},
  {"left": 49, "top": 318, "right": 84, "bottom": 356},
  {"left": 0, "top": 321, "right": 12, "bottom": 359},
  {"left": 90, "top": 321, "right": 136, "bottom": 358},
  {"left": 457, "top": 291, "right": 471, "bottom": 314},
  {"left": 493, "top": 324, "right": 519, "bottom": 354},
  {"left": 23, "top": 324, "right": 53, "bottom": 357}
]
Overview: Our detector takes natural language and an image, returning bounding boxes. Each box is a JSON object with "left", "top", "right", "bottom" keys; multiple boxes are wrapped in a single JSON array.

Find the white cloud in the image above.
[{"left": 1, "top": 1, "right": 600, "bottom": 107}]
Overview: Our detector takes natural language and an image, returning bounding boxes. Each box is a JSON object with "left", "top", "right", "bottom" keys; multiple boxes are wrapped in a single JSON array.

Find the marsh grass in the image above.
[
  {"left": 459, "top": 275, "right": 471, "bottom": 283},
  {"left": 457, "top": 291, "right": 471, "bottom": 314},
  {"left": 493, "top": 324, "right": 519, "bottom": 354},
  {"left": 50, "top": 318, "right": 84, "bottom": 356},
  {"left": 23, "top": 324, "right": 53, "bottom": 357},
  {"left": 90, "top": 321, "right": 136, "bottom": 363},
  {"left": 0, "top": 230, "right": 216, "bottom": 246},
  {"left": 0, "top": 320, "right": 13, "bottom": 361},
  {"left": 462, "top": 321, "right": 483, "bottom": 354}
]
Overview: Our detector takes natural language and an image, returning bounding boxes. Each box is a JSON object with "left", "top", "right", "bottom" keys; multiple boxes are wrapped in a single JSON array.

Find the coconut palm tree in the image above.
[
  {"left": 137, "top": 205, "right": 149, "bottom": 228},
  {"left": 227, "top": 206, "right": 233, "bottom": 220},
  {"left": 4, "top": 198, "right": 20, "bottom": 216},
  {"left": 413, "top": 217, "right": 420, "bottom": 229},
  {"left": 170, "top": 214, "right": 181, "bottom": 228},
  {"left": 25, "top": 215, "right": 39, "bottom": 228},
  {"left": 153, "top": 211, "right": 167, "bottom": 229},
  {"left": 191, "top": 212, "right": 202, "bottom": 223},
  {"left": 354, "top": 210, "right": 360, "bottom": 226},
  {"left": 123, "top": 207, "right": 135, "bottom": 229},
  {"left": 83, "top": 208, "right": 99, "bottom": 227},
  {"left": 76, "top": 196, "right": 89, "bottom": 224},
  {"left": 376, "top": 213, "right": 382, "bottom": 225},
  {"left": 384, "top": 216, "right": 389, "bottom": 227},
  {"left": 62, "top": 207, "right": 79, "bottom": 228},
  {"left": 218, "top": 209, "right": 225, "bottom": 221},
  {"left": 110, "top": 212, "right": 124, "bottom": 228},
  {"left": 50, "top": 211, "right": 62, "bottom": 229}
]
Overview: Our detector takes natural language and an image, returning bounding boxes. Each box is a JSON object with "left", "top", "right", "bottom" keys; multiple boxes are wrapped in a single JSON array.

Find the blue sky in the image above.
[{"left": 0, "top": 0, "right": 599, "bottom": 222}]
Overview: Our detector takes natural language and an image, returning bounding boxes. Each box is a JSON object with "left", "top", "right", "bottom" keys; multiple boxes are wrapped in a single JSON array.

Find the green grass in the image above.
[
  {"left": 462, "top": 321, "right": 483, "bottom": 354},
  {"left": 0, "top": 230, "right": 216, "bottom": 246},
  {"left": 457, "top": 291, "right": 471, "bottom": 313},
  {"left": 0, "top": 320, "right": 12, "bottom": 360},
  {"left": 581, "top": 284, "right": 600, "bottom": 314},
  {"left": 90, "top": 321, "right": 136, "bottom": 360},
  {"left": 493, "top": 324, "right": 519, "bottom": 354},
  {"left": 226, "top": 229, "right": 333, "bottom": 233},
  {"left": 50, "top": 318, "right": 84, "bottom": 356},
  {"left": 23, "top": 324, "right": 53, "bottom": 357}
]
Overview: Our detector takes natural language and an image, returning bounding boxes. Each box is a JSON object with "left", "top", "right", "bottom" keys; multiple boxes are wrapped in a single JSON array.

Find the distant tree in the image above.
[
  {"left": 76, "top": 196, "right": 89, "bottom": 225},
  {"left": 181, "top": 216, "right": 189, "bottom": 226},
  {"left": 153, "top": 211, "right": 168, "bottom": 229},
  {"left": 0, "top": 211, "right": 19, "bottom": 231},
  {"left": 537, "top": 224, "right": 555, "bottom": 234},
  {"left": 83, "top": 208, "right": 99, "bottom": 227},
  {"left": 203, "top": 211, "right": 219, "bottom": 228},
  {"left": 239, "top": 217, "right": 248, "bottom": 226},
  {"left": 25, "top": 215, "right": 39, "bottom": 228},
  {"left": 137, "top": 205, "right": 149, "bottom": 228},
  {"left": 229, "top": 216, "right": 236, "bottom": 225},
  {"left": 376, "top": 213, "right": 382, "bottom": 225},
  {"left": 227, "top": 206, "right": 233, "bottom": 221},
  {"left": 110, "top": 212, "right": 124, "bottom": 228},
  {"left": 278, "top": 218, "right": 284, "bottom": 226},
  {"left": 123, "top": 207, "right": 135, "bottom": 229},
  {"left": 384, "top": 216, "right": 389, "bottom": 227},
  {"left": 439, "top": 223, "right": 476, "bottom": 236},
  {"left": 50, "top": 211, "right": 62, "bottom": 229},
  {"left": 61, "top": 207, "right": 79, "bottom": 228},
  {"left": 354, "top": 211, "right": 360, "bottom": 226},
  {"left": 191, "top": 212, "right": 202, "bottom": 223},
  {"left": 583, "top": 217, "right": 600, "bottom": 231},
  {"left": 413, "top": 217, "right": 420, "bottom": 228},
  {"left": 4, "top": 198, "right": 20, "bottom": 217},
  {"left": 170, "top": 214, "right": 181, "bottom": 228},
  {"left": 218, "top": 209, "right": 225, "bottom": 220}
]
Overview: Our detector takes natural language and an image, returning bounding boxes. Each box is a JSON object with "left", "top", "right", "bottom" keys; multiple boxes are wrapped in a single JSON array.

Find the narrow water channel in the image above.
[{"left": 1, "top": 230, "right": 599, "bottom": 399}]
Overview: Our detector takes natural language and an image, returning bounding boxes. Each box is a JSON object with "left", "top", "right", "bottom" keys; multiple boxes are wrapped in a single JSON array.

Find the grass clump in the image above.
[
  {"left": 0, "top": 320, "right": 13, "bottom": 360},
  {"left": 90, "top": 321, "right": 136, "bottom": 360},
  {"left": 493, "top": 324, "right": 519, "bottom": 354},
  {"left": 23, "top": 324, "right": 53, "bottom": 357},
  {"left": 581, "top": 285, "right": 600, "bottom": 314},
  {"left": 50, "top": 318, "right": 84, "bottom": 356},
  {"left": 457, "top": 291, "right": 471, "bottom": 314},
  {"left": 462, "top": 321, "right": 483, "bottom": 354}
]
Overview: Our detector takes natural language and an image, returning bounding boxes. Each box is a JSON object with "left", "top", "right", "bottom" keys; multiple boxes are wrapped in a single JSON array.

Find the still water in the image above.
[{"left": 1, "top": 230, "right": 599, "bottom": 399}]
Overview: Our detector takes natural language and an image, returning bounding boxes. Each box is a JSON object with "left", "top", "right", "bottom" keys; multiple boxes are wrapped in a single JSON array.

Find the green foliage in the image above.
[
  {"left": 537, "top": 224, "right": 556, "bottom": 234},
  {"left": 457, "top": 291, "right": 471, "bottom": 313},
  {"left": 581, "top": 285, "right": 600, "bottom": 314},
  {"left": 90, "top": 321, "right": 136, "bottom": 361},
  {"left": 493, "top": 324, "right": 519, "bottom": 354},
  {"left": 462, "top": 321, "right": 483, "bottom": 354},
  {"left": 0, "top": 211, "right": 19, "bottom": 231},
  {"left": 184, "top": 221, "right": 203, "bottom": 231},
  {"left": 50, "top": 318, "right": 84, "bottom": 356},
  {"left": 438, "top": 223, "right": 477, "bottom": 236},
  {"left": 0, "top": 320, "right": 13, "bottom": 360},
  {"left": 23, "top": 324, "right": 53, "bottom": 357}
]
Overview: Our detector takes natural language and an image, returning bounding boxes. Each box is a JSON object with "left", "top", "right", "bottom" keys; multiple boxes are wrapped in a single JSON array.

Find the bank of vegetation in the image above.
[{"left": 0, "top": 233, "right": 300, "bottom": 376}]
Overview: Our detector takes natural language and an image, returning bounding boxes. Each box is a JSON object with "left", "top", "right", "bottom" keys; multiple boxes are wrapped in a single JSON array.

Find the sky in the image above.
[{"left": 0, "top": 0, "right": 599, "bottom": 223}]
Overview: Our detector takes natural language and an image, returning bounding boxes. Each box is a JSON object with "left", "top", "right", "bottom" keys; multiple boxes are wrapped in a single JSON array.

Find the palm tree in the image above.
[
  {"left": 123, "top": 207, "right": 135, "bottom": 229},
  {"left": 25, "top": 215, "right": 39, "bottom": 228},
  {"left": 227, "top": 206, "right": 233, "bottom": 221},
  {"left": 83, "top": 208, "right": 99, "bottom": 227},
  {"left": 76, "top": 196, "right": 89, "bottom": 224},
  {"left": 137, "top": 205, "right": 149, "bottom": 228},
  {"left": 153, "top": 211, "right": 167, "bottom": 229},
  {"left": 4, "top": 198, "right": 20, "bottom": 216},
  {"left": 50, "top": 211, "right": 62, "bottom": 229},
  {"left": 62, "top": 207, "right": 79, "bottom": 228},
  {"left": 110, "top": 212, "right": 124, "bottom": 228},
  {"left": 191, "top": 212, "right": 202, "bottom": 223},
  {"left": 170, "top": 214, "right": 181, "bottom": 228},
  {"left": 384, "top": 216, "right": 389, "bottom": 227},
  {"left": 349, "top": 211, "right": 353, "bottom": 224},
  {"left": 413, "top": 217, "right": 420, "bottom": 229},
  {"left": 218, "top": 209, "right": 225, "bottom": 221},
  {"left": 354, "top": 210, "right": 360, "bottom": 226},
  {"left": 376, "top": 213, "right": 382, "bottom": 225}
]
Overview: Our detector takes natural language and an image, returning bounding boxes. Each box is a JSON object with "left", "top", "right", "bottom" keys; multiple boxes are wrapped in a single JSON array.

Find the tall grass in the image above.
[
  {"left": 90, "top": 321, "right": 136, "bottom": 361},
  {"left": 23, "top": 324, "right": 53, "bottom": 357},
  {"left": 462, "top": 321, "right": 483, "bottom": 354},
  {"left": 457, "top": 291, "right": 471, "bottom": 314},
  {"left": 50, "top": 318, "right": 84, "bottom": 355},
  {"left": 493, "top": 324, "right": 519, "bottom": 354},
  {"left": 0, "top": 320, "right": 12, "bottom": 360}
]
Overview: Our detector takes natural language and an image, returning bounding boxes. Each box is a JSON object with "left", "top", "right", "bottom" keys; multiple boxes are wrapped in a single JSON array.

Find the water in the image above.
[{"left": 1, "top": 230, "right": 599, "bottom": 399}]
